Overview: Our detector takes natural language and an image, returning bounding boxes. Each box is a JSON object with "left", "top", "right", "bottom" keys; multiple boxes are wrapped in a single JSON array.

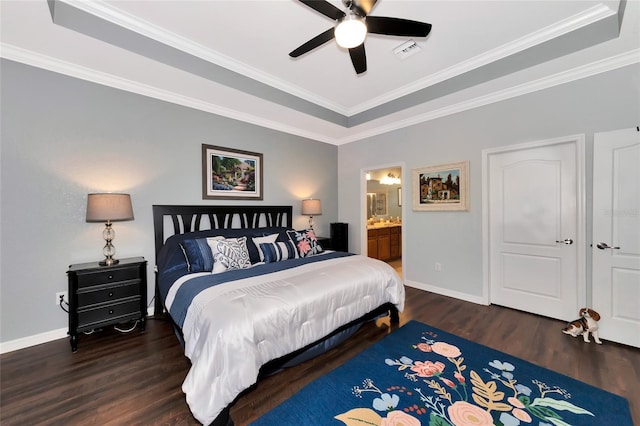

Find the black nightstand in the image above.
[
  {"left": 317, "top": 236, "right": 332, "bottom": 250},
  {"left": 67, "top": 257, "right": 147, "bottom": 352}
]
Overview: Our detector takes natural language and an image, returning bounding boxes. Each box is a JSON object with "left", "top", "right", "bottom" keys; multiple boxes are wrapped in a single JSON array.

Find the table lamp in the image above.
[
  {"left": 86, "top": 193, "right": 134, "bottom": 266},
  {"left": 301, "top": 198, "right": 322, "bottom": 229}
]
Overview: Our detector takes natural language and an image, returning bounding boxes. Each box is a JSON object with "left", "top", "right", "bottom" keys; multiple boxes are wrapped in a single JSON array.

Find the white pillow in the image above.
[
  {"left": 206, "top": 237, "right": 251, "bottom": 274},
  {"left": 251, "top": 233, "right": 279, "bottom": 262}
]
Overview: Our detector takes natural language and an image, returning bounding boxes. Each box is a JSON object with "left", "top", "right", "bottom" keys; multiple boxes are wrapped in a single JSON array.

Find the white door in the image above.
[
  {"left": 484, "top": 135, "right": 585, "bottom": 321},
  {"left": 592, "top": 127, "right": 640, "bottom": 347}
]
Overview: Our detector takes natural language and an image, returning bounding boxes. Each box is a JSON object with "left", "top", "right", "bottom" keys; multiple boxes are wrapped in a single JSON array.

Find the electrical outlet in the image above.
[
  {"left": 55, "top": 291, "right": 68, "bottom": 306},
  {"left": 435, "top": 262, "right": 442, "bottom": 272}
]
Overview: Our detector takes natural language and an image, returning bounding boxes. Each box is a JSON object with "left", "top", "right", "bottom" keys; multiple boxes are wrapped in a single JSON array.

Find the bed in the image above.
[{"left": 153, "top": 205, "right": 405, "bottom": 425}]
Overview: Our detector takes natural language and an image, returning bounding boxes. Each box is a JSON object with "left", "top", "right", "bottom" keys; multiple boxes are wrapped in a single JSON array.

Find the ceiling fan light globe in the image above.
[{"left": 335, "top": 16, "right": 367, "bottom": 48}]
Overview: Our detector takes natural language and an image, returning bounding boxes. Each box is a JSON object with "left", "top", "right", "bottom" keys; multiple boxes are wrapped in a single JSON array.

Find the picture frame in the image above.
[
  {"left": 202, "top": 144, "right": 263, "bottom": 200},
  {"left": 412, "top": 160, "right": 469, "bottom": 211}
]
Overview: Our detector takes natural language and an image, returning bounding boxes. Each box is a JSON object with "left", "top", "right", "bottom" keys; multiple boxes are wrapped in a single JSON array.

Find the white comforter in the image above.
[{"left": 166, "top": 253, "right": 405, "bottom": 425}]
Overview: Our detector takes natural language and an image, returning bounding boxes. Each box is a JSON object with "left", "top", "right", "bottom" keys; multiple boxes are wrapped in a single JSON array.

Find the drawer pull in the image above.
[
  {"left": 108, "top": 275, "right": 114, "bottom": 280},
  {"left": 108, "top": 309, "right": 114, "bottom": 315},
  {"left": 108, "top": 291, "right": 114, "bottom": 297}
]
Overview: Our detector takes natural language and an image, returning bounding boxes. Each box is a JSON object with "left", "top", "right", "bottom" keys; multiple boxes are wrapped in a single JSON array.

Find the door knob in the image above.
[
  {"left": 556, "top": 238, "right": 574, "bottom": 245},
  {"left": 596, "top": 242, "right": 620, "bottom": 250}
]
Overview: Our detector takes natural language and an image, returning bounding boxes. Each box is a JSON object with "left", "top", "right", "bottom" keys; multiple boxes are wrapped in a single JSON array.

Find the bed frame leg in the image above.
[{"left": 389, "top": 306, "right": 399, "bottom": 325}]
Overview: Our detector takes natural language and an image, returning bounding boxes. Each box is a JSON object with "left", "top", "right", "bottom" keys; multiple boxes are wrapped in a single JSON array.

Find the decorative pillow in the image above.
[
  {"left": 259, "top": 241, "right": 300, "bottom": 263},
  {"left": 251, "top": 233, "right": 279, "bottom": 263},
  {"left": 286, "top": 228, "right": 324, "bottom": 258},
  {"left": 207, "top": 237, "right": 251, "bottom": 274},
  {"left": 180, "top": 238, "right": 215, "bottom": 273}
]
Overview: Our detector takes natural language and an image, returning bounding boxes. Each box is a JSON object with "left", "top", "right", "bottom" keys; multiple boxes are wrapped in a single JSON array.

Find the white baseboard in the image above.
[
  {"left": 0, "top": 327, "right": 68, "bottom": 354},
  {"left": 0, "top": 307, "right": 156, "bottom": 354},
  {"left": 404, "top": 280, "right": 489, "bottom": 306}
]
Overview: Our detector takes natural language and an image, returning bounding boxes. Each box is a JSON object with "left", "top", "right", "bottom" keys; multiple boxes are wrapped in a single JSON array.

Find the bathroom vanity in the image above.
[{"left": 367, "top": 223, "right": 401, "bottom": 261}]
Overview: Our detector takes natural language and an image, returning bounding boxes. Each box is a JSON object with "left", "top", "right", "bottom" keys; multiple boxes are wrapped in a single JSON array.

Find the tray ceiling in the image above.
[{"left": 1, "top": 0, "right": 638, "bottom": 144}]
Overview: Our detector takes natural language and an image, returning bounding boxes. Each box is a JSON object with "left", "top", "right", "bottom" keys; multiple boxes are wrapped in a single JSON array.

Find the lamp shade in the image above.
[
  {"left": 86, "top": 193, "right": 134, "bottom": 222},
  {"left": 301, "top": 198, "right": 322, "bottom": 216}
]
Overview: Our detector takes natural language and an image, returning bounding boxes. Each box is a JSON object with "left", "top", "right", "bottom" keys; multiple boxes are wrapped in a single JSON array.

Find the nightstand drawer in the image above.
[
  {"left": 76, "top": 268, "right": 141, "bottom": 288},
  {"left": 77, "top": 298, "right": 141, "bottom": 329},
  {"left": 77, "top": 282, "right": 141, "bottom": 306}
]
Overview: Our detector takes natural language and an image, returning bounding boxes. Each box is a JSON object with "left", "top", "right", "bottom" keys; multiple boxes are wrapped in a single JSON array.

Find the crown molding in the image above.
[
  {"left": 55, "top": 1, "right": 619, "bottom": 118},
  {"left": 59, "top": 0, "right": 351, "bottom": 116},
  {"left": 0, "top": 43, "right": 336, "bottom": 144},
  {"left": 348, "top": 3, "right": 619, "bottom": 115},
  {"left": 335, "top": 49, "right": 640, "bottom": 145},
  {"left": 2, "top": 43, "right": 638, "bottom": 146}
]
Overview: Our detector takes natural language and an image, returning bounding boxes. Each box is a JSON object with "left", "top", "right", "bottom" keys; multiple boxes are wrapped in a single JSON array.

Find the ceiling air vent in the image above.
[{"left": 393, "top": 40, "right": 421, "bottom": 59}]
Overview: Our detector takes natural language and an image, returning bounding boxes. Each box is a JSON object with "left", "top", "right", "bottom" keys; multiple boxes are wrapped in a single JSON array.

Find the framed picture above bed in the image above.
[
  {"left": 202, "top": 144, "right": 263, "bottom": 200},
  {"left": 412, "top": 160, "right": 469, "bottom": 211}
]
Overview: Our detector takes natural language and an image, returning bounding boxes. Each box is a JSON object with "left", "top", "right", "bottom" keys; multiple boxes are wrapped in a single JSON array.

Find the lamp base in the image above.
[{"left": 99, "top": 258, "right": 119, "bottom": 266}]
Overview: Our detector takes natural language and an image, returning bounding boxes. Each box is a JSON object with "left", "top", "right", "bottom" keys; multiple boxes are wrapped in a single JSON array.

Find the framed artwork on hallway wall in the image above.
[
  {"left": 412, "top": 161, "right": 469, "bottom": 211},
  {"left": 202, "top": 144, "right": 263, "bottom": 200}
]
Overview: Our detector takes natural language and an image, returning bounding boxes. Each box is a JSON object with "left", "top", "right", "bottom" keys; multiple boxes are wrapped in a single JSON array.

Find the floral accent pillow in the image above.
[
  {"left": 286, "top": 228, "right": 324, "bottom": 258},
  {"left": 207, "top": 237, "right": 251, "bottom": 274}
]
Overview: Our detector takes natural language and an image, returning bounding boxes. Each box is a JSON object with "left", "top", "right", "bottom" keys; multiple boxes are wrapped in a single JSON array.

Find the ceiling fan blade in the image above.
[
  {"left": 366, "top": 16, "right": 432, "bottom": 37},
  {"left": 298, "top": 0, "right": 345, "bottom": 21},
  {"left": 356, "top": 0, "right": 378, "bottom": 15},
  {"left": 349, "top": 44, "right": 367, "bottom": 74},
  {"left": 289, "top": 28, "right": 335, "bottom": 57}
]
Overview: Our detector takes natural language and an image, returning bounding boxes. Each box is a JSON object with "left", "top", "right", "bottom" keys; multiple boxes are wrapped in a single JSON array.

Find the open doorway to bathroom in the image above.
[{"left": 365, "top": 166, "right": 403, "bottom": 278}]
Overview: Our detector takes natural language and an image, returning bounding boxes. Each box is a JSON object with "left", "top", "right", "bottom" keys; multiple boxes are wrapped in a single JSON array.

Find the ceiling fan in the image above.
[{"left": 289, "top": 0, "right": 432, "bottom": 74}]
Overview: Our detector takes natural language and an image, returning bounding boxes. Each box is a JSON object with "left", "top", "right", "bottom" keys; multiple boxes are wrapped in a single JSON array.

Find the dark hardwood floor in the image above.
[{"left": 2, "top": 286, "right": 638, "bottom": 425}]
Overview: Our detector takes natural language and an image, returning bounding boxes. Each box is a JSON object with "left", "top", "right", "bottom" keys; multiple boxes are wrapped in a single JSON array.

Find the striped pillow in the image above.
[
  {"left": 259, "top": 241, "right": 300, "bottom": 263},
  {"left": 252, "top": 233, "right": 279, "bottom": 263}
]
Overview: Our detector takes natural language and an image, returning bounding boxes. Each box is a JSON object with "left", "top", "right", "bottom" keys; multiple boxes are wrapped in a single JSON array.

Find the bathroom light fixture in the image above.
[
  {"left": 86, "top": 193, "right": 134, "bottom": 266},
  {"left": 301, "top": 198, "right": 322, "bottom": 229},
  {"left": 380, "top": 173, "right": 401, "bottom": 185},
  {"left": 334, "top": 11, "right": 367, "bottom": 48}
]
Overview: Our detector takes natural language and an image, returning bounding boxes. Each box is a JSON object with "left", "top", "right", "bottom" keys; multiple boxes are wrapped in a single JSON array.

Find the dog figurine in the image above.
[{"left": 562, "top": 308, "right": 602, "bottom": 344}]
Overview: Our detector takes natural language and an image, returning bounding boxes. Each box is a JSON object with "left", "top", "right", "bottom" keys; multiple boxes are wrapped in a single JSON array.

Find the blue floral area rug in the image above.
[{"left": 251, "top": 321, "right": 631, "bottom": 426}]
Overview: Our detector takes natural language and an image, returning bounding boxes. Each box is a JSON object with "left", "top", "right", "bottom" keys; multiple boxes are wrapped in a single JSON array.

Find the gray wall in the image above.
[
  {"left": 338, "top": 64, "right": 640, "bottom": 300},
  {"left": 0, "top": 59, "right": 338, "bottom": 344},
  {"left": 1, "top": 60, "right": 639, "bottom": 346}
]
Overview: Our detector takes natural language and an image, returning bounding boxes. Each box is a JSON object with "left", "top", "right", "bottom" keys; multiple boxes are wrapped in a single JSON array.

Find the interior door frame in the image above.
[
  {"left": 360, "top": 162, "right": 405, "bottom": 265},
  {"left": 481, "top": 134, "right": 587, "bottom": 308}
]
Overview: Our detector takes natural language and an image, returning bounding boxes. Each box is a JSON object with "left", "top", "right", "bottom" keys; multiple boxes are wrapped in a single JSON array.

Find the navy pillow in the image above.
[
  {"left": 259, "top": 241, "right": 299, "bottom": 263},
  {"left": 180, "top": 238, "right": 214, "bottom": 273},
  {"left": 157, "top": 227, "right": 294, "bottom": 272},
  {"left": 287, "top": 228, "right": 324, "bottom": 258}
]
